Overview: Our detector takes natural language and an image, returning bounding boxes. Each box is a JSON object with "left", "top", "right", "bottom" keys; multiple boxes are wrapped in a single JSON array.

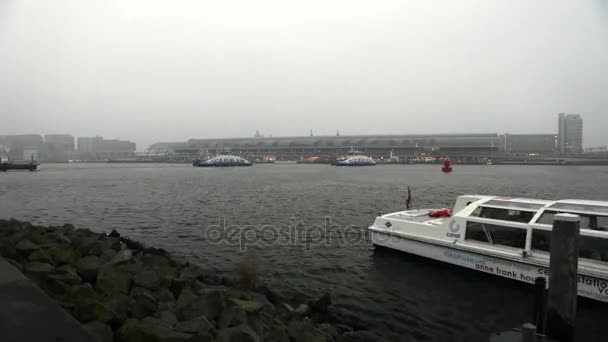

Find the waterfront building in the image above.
[
  {"left": 558, "top": 113, "right": 583, "bottom": 154},
  {"left": 44, "top": 134, "right": 75, "bottom": 162},
  {"left": 77, "top": 136, "right": 136, "bottom": 161}
]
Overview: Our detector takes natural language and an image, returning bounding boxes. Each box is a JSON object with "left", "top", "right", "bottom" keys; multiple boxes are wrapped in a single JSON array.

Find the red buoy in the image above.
[{"left": 441, "top": 159, "right": 453, "bottom": 173}]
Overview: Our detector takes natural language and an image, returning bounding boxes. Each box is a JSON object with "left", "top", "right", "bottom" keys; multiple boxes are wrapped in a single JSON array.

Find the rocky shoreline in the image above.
[{"left": 0, "top": 219, "right": 382, "bottom": 342}]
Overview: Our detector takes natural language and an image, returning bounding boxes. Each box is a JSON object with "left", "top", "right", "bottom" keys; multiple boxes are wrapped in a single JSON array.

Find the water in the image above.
[{"left": 1, "top": 163, "right": 607, "bottom": 341}]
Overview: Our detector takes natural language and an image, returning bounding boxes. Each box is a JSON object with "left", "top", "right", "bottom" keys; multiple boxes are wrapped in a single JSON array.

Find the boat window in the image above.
[
  {"left": 465, "top": 222, "right": 527, "bottom": 248},
  {"left": 536, "top": 211, "right": 608, "bottom": 231},
  {"left": 483, "top": 200, "right": 546, "bottom": 211},
  {"left": 548, "top": 202, "right": 608, "bottom": 215},
  {"left": 469, "top": 207, "right": 535, "bottom": 223},
  {"left": 532, "top": 230, "right": 608, "bottom": 263}
]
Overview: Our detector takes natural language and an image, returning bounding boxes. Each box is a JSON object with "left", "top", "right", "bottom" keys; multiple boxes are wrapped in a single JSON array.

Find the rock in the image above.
[
  {"left": 49, "top": 246, "right": 78, "bottom": 265},
  {"left": 176, "top": 286, "right": 196, "bottom": 309},
  {"left": 133, "top": 269, "right": 161, "bottom": 290},
  {"left": 48, "top": 268, "right": 82, "bottom": 286},
  {"left": 16, "top": 239, "right": 40, "bottom": 253},
  {"left": 96, "top": 265, "right": 132, "bottom": 295},
  {"left": 100, "top": 249, "right": 117, "bottom": 263},
  {"left": 84, "top": 321, "right": 114, "bottom": 342},
  {"left": 175, "top": 316, "right": 213, "bottom": 334},
  {"left": 217, "top": 325, "right": 260, "bottom": 342},
  {"left": 266, "top": 325, "right": 290, "bottom": 342},
  {"left": 282, "top": 303, "right": 295, "bottom": 313},
  {"left": 0, "top": 241, "right": 18, "bottom": 259},
  {"left": 46, "top": 274, "right": 73, "bottom": 296},
  {"left": 156, "top": 310, "right": 177, "bottom": 327},
  {"left": 158, "top": 301, "right": 177, "bottom": 312},
  {"left": 189, "top": 333, "right": 214, "bottom": 342},
  {"left": 129, "top": 290, "right": 158, "bottom": 319},
  {"left": 77, "top": 236, "right": 103, "bottom": 256},
  {"left": 27, "top": 250, "right": 53, "bottom": 264},
  {"left": 177, "top": 290, "right": 225, "bottom": 321},
  {"left": 287, "top": 320, "right": 327, "bottom": 342},
  {"left": 23, "top": 262, "right": 54, "bottom": 283},
  {"left": 264, "top": 325, "right": 289, "bottom": 342},
  {"left": 230, "top": 298, "right": 264, "bottom": 313},
  {"left": 295, "top": 304, "right": 311, "bottom": 316},
  {"left": 108, "top": 229, "right": 120, "bottom": 238},
  {"left": 336, "top": 331, "right": 381, "bottom": 342},
  {"left": 105, "top": 293, "right": 130, "bottom": 325},
  {"left": 218, "top": 303, "right": 247, "bottom": 329},
  {"left": 109, "top": 249, "right": 133, "bottom": 265},
  {"left": 319, "top": 324, "right": 339, "bottom": 341},
  {"left": 69, "top": 283, "right": 99, "bottom": 304},
  {"left": 116, "top": 318, "right": 192, "bottom": 342},
  {"left": 75, "top": 301, "right": 114, "bottom": 324},
  {"left": 153, "top": 288, "right": 176, "bottom": 302},
  {"left": 75, "top": 255, "right": 102, "bottom": 282}
]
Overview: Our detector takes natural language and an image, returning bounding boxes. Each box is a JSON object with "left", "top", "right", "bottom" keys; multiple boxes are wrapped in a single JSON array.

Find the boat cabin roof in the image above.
[{"left": 466, "top": 195, "right": 608, "bottom": 216}]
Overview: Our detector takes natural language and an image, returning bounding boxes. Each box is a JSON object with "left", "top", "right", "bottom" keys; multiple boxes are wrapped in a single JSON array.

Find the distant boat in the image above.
[
  {"left": 193, "top": 155, "right": 252, "bottom": 167},
  {"left": 486, "top": 159, "right": 493, "bottom": 165},
  {"left": 335, "top": 155, "right": 376, "bottom": 167}
]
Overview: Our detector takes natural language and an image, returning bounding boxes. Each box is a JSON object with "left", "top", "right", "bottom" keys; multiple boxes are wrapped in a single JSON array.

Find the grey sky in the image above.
[{"left": 1, "top": 0, "right": 607, "bottom": 150}]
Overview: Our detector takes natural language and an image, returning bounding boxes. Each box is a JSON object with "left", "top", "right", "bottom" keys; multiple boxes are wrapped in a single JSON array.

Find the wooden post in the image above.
[
  {"left": 546, "top": 213, "right": 580, "bottom": 342},
  {"left": 521, "top": 323, "right": 537, "bottom": 342},
  {"left": 533, "top": 277, "right": 547, "bottom": 334}
]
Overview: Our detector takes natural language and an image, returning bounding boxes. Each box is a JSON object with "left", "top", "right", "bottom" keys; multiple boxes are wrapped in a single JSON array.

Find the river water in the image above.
[{"left": 1, "top": 163, "right": 606, "bottom": 341}]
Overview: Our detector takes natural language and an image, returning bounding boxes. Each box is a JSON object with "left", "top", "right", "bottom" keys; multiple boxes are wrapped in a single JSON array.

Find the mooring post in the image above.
[
  {"left": 533, "top": 277, "right": 547, "bottom": 334},
  {"left": 521, "top": 323, "right": 537, "bottom": 342},
  {"left": 546, "top": 213, "right": 580, "bottom": 342}
]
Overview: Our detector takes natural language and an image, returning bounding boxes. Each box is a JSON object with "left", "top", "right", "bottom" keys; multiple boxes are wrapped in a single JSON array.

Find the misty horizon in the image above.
[{"left": 1, "top": 0, "right": 607, "bottom": 150}]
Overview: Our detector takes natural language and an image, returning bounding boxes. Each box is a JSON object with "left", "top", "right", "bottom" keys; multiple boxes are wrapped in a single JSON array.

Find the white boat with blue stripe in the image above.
[{"left": 369, "top": 195, "right": 608, "bottom": 302}]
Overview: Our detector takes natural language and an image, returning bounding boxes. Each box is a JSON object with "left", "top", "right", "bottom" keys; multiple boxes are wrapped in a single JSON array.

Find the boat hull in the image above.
[{"left": 370, "top": 229, "right": 608, "bottom": 302}]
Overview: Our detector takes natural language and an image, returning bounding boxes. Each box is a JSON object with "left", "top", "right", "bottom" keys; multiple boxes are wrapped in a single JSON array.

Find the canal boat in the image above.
[
  {"left": 369, "top": 195, "right": 608, "bottom": 302},
  {"left": 193, "top": 155, "right": 252, "bottom": 167}
]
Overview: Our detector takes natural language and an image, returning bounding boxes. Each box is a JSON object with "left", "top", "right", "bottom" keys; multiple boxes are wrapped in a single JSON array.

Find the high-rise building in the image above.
[{"left": 558, "top": 113, "right": 583, "bottom": 154}]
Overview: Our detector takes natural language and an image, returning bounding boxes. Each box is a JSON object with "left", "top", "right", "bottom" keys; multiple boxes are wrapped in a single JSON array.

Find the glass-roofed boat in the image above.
[
  {"left": 335, "top": 155, "right": 376, "bottom": 166},
  {"left": 369, "top": 195, "right": 608, "bottom": 302},
  {"left": 193, "top": 155, "right": 253, "bottom": 167}
]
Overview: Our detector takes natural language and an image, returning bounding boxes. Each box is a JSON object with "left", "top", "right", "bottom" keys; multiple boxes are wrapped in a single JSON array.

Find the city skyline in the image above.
[{"left": 1, "top": 1, "right": 607, "bottom": 150}]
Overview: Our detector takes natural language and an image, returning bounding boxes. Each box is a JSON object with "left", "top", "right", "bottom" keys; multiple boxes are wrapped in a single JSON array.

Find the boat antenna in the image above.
[{"left": 406, "top": 186, "right": 412, "bottom": 209}]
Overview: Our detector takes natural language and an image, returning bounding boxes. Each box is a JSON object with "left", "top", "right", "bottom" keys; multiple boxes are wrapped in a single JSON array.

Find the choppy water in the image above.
[{"left": 1, "top": 163, "right": 607, "bottom": 341}]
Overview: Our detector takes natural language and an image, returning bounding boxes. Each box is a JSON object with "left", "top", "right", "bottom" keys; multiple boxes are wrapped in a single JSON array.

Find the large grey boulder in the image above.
[
  {"left": 96, "top": 265, "right": 132, "bottom": 295},
  {"left": 75, "top": 255, "right": 102, "bottom": 282},
  {"left": 83, "top": 321, "right": 114, "bottom": 342},
  {"left": 129, "top": 290, "right": 158, "bottom": 319},
  {"left": 156, "top": 310, "right": 178, "bottom": 327},
  {"left": 109, "top": 249, "right": 133, "bottom": 265},
  {"left": 177, "top": 290, "right": 225, "bottom": 321},
  {"left": 133, "top": 268, "right": 161, "bottom": 290},
  {"left": 28, "top": 250, "right": 54, "bottom": 264},
  {"left": 175, "top": 316, "right": 214, "bottom": 334},
  {"left": 48, "top": 246, "right": 78, "bottom": 265},
  {"left": 16, "top": 239, "right": 40, "bottom": 253},
  {"left": 23, "top": 262, "right": 54, "bottom": 283}
]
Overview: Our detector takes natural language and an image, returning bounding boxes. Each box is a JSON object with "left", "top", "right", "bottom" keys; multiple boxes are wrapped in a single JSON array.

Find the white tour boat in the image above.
[{"left": 369, "top": 195, "right": 608, "bottom": 302}]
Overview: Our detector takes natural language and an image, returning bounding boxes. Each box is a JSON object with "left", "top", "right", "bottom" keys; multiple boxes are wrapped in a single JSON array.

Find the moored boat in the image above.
[
  {"left": 369, "top": 195, "right": 608, "bottom": 302},
  {"left": 193, "top": 155, "right": 252, "bottom": 167}
]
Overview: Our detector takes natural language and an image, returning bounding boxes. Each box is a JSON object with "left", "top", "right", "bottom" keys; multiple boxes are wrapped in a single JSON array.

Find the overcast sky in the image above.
[{"left": 1, "top": 0, "right": 607, "bottom": 150}]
